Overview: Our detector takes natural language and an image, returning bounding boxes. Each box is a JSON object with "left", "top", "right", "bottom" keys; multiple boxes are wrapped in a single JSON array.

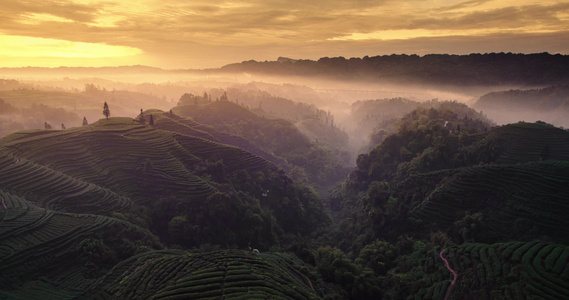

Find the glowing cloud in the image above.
[
  {"left": 17, "top": 13, "right": 75, "bottom": 25},
  {"left": 0, "top": 35, "right": 143, "bottom": 58},
  {"left": 329, "top": 27, "right": 561, "bottom": 41},
  {"left": 0, "top": 0, "right": 568, "bottom": 68}
]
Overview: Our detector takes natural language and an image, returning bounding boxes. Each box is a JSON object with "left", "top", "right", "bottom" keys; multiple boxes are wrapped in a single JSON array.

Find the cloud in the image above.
[
  {"left": 420, "top": 3, "right": 569, "bottom": 30},
  {"left": 437, "top": 0, "right": 493, "bottom": 12},
  {"left": 0, "top": 0, "right": 98, "bottom": 23},
  {"left": 0, "top": 35, "right": 143, "bottom": 57},
  {"left": 0, "top": 0, "right": 568, "bottom": 68}
]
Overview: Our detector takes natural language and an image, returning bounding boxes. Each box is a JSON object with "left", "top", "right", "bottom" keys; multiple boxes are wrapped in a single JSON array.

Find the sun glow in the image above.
[
  {"left": 0, "top": 34, "right": 144, "bottom": 67},
  {"left": 0, "top": 35, "right": 142, "bottom": 58}
]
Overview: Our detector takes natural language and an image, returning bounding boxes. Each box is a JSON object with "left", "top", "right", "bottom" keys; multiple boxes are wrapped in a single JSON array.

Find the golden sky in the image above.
[{"left": 1, "top": 0, "right": 568, "bottom": 69}]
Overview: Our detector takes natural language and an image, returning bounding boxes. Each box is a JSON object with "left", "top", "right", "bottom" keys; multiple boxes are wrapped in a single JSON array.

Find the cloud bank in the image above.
[{"left": 0, "top": 0, "right": 568, "bottom": 68}]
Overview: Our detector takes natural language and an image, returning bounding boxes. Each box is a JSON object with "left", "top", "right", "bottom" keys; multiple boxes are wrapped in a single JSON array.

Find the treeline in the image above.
[
  {"left": 177, "top": 86, "right": 332, "bottom": 125},
  {"left": 474, "top": 85, "right": 569, "bottom": 128},
  {"left": 476, "top": 85, "right": 569, "bottom": 110},
  {"left": 220, "top": 52, "right": 569, "bottom": 86},
  {"left": 350, "top": 98, "right": 493, "bottom": 152}
]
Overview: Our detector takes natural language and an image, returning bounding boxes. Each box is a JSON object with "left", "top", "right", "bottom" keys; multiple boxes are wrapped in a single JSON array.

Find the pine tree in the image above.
[
  {"left": 139, "top": 109, "right": 146, "bottom": 124},
  {"left": 44, "top": 122, "right": 52, "bottom": 129},
  {"left": 82, "top": 117, "right": 88, "bottom": 126},
  {"left": 103, "top": 102, "right": 110, "bottom": 119},
  {"left": 61, "top": 123, "right": 66, "bottom": 129},
  {"left": 149, "top": 114, "right": 154, "bottom": 126}
]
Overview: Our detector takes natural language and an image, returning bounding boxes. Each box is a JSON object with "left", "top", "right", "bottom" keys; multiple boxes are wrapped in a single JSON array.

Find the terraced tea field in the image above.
[
  {"left": 86, "top": 249, "right": 324, "bottom": 299},
  {"left": 465, "top": 122, "right": 569, "bottom": 164},
  {"left": 410, "top": 161, "right": 569, "bottom": 244},
  {"left": 153, "top": 111, "right": 289, "bottom": 170},
  {"left": 409, "top": 241, "right": 569, "bottom": 299},
  {"left": 0, "top": 189, "right": 159, "bottom": 299},
  {"left": 0, "top": 115, "right": 332, "bottom": 299},
  {"left": 0, "top": 117, "right": 282, "bottom": 206}
]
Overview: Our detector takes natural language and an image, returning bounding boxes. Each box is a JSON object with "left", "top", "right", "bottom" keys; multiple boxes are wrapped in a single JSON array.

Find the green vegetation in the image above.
[
  {"left": 173, "top": 99, "right": 351, "bottom": 190},
  {"left": 475, "top": 85, "right": 569, "bottom": 127},
  {"left": 323, "top": 104, "right": 569, "bottom": 298},
  {"left": 84, "top": 249, "right": 329, "bottom": 299},
  {"left": 0, "top": 110, "right": 337, "bottom": 298},
  {"left": 103, "top": 102, "right": 110, "bottom": 119},
  {"left": 2, "top": 83, "right": 569, "bottom": 299}
]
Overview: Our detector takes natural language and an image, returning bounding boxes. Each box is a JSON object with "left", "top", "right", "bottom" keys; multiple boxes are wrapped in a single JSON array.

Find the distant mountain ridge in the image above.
[
  {"left": 220, "top": 52, "right": 569, "bottom": 86},
  {"left": 3, "top": 53, "right": 569, "bottom": 87}
]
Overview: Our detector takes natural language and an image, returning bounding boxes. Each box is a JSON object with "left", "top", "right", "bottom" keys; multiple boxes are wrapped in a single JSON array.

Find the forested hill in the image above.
[
  {"left": 173, "top": 99, "right": 352, "bottom": 190},
  {"left": 0, "top": 115, "right": 335, "bottom": 299},
  {"left": 326, "top": 107, "right": 569, "bottom": 299},
  {"left": 220, "top": 53, "right": 569, "bottom": 86},
  {"left": 474, "top": 85, "right": 569, "bottom": 127}
]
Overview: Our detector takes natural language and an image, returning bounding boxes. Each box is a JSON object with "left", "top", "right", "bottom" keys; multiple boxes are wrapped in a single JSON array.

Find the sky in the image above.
[{"left": 1, "top": 0, "right": 568, "bottom": 69}]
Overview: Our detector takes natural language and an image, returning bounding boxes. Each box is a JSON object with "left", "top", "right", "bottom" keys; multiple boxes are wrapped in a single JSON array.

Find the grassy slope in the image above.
[{"left": 0, "top": 116, "right": 332, "bottom": 299}]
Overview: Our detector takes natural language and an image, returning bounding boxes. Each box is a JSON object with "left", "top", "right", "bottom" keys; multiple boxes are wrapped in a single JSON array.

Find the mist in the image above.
[{"left": 1, "top": 63, "right": 565, "bottom": 164}]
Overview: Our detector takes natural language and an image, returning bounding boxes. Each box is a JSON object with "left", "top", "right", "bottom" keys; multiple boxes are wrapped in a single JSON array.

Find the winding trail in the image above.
[
  {"left": 0, "top": 196, "right": 6, "bottom": 226},
  {"left": 439, "top": 248, "right": 457, "bottom": 300}
]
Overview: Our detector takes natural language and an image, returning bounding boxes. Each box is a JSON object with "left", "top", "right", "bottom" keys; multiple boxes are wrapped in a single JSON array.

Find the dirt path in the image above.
[{"left": 439, "top": 248, "right": 457, "bottom": 300}]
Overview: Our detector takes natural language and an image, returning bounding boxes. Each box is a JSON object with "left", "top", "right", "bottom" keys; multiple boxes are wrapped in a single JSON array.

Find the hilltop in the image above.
[{"left": 0, "top": 114, "right": 340, "bottom": 298}]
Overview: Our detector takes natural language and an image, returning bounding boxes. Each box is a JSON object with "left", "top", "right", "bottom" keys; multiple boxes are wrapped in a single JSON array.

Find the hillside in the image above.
[
  {"left": 78, "top": 249, "right": 328, "bottom": 299},
  {"left": 149, "top": 109, "right": 290, "bottom": 171},
  {"left": 0, "top": 115, "right": 336, "bottom": 298},
  {"left": 474, "top": 85, "right": 569, "bottom": 128},
  {"left": 351, "top": 98, "right": 493, "bottom": 152},
  {"left": 173, "top": 100, "right": 352, "bottom": 189},
  {"left": 2, "top": 76, "right": 569, "bottom": 298},
  {"left": 325, "top": 112, "right": 569, "bottom": 298},
  {"left": 0, "top": 86, "right": 170, "bottom": 138}
]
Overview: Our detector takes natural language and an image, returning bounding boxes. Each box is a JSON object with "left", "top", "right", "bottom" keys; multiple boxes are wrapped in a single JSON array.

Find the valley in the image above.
[{"left": 1, "top": 53, "right": 569, "bottom": 299}]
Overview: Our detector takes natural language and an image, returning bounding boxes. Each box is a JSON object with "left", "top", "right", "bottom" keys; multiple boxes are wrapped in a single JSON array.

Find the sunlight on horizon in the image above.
[{"left": 0, "top": 34, "right": 144, "bottom": 67}]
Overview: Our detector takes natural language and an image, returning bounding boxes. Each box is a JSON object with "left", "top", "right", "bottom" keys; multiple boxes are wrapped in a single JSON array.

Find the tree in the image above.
[
  {"left": 84, "top": 83, "right": 99, "bottom": 94},
  {"left": 82, "top": 117, "right": 88, "bottom": 126},
  {"left": 149, "top": 114, "right": 154, "bottom": 126},
  {"left": 61, "top": 123, "right": 66, "bottom": 129},
  {"left": 44, "top": 122, "right": 52, "bottom": 129},
  {"left": 139, "top": 109, "right": 146, "bottom": 124},
  {"left": 103, "top": 102, "right": 110, "bottom": 119}
]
